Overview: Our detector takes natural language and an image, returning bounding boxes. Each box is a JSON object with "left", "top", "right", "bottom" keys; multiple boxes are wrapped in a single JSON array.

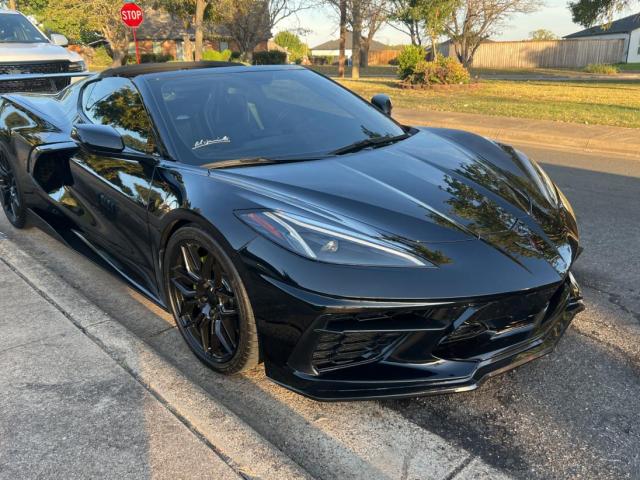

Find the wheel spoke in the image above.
[
  {"left": 171, "top": 277, "right": 196, "bottom": 299},
  {"left": 201, "top": 253, "right": 215, "bottom": 280},
  {"left": 172, "top": 265, "right": 201, "bottom": 284},
  {"left": 10, "top": 194, "right": 19, "bottom": 212},
  {"left": 215, "top": 317, "right": 236, "bottom": 355},
  {"left": 200, "top": 316, "right": 213, "bottom": 353},
  {"left": 181, "top": 244, "right": 202, "bottom": 273}
]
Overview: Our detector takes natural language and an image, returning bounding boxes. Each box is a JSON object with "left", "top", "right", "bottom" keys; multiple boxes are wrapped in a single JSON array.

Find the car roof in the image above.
[{"left": 99, "top": 61, "right": 245, "bottom": 79}]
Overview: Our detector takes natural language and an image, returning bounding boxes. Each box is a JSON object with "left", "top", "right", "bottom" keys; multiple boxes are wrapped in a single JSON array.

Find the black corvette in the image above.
[{"left": 0, "top": 62, "right": 584, "bottom": 400}]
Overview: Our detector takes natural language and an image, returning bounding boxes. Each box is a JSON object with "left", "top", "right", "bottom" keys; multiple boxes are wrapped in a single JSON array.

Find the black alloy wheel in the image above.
[
  {"left": 165, "top": 225, "right": 259, "bottom": 374},
  {"left": 0, "top": 151, "right": 26, "bottom": 228}
]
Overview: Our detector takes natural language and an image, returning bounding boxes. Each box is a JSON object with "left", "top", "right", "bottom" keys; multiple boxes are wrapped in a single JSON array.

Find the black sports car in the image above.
[{"left": 0, "top": 62, "right": 584, "bottom": 400}]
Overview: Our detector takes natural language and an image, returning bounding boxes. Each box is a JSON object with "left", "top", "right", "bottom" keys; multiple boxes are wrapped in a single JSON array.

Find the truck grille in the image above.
[
  {"left": 0, "top": 60, "right": 70, "bottom": 75},
  {"left": 0, "top": 61, "right": 71, "bottom": 94}
]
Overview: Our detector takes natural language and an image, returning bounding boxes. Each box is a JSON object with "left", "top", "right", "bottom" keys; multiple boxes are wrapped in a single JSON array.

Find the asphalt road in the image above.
[{"left": 1, "top": 143, "right": 638, "bottom": 479}]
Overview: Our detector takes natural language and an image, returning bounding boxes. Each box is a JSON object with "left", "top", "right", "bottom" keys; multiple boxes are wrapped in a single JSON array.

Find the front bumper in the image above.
[{"left": 256, "top": 272, "right": 584, "bottom": 401}]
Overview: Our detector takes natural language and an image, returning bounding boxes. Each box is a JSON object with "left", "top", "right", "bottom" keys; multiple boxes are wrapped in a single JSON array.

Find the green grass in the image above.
[
  {"left": 309, "top": 65, "right": 398, "bottom": 77},
  {"left": 336, "top": 77, "right": 640, "bottom": 128},
  {"left": 617, "top": 63, "right": 640, "bottom": 72}
]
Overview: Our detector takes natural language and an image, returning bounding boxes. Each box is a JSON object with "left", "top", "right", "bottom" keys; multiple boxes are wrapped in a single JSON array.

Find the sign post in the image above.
[{"left": 120, "top": 3, "right": 144, "bottom": 64}]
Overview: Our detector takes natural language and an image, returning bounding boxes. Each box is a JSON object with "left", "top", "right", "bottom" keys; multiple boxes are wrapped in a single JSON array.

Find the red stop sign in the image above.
[{"left": 120, "top": 3, "right": 144, "bottom": 28}]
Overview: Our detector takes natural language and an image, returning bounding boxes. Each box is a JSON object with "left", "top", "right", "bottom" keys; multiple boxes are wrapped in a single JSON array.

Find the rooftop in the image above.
[
  {"left": 565, "top": 12, "right": 640, "bottom": 38},
  {"left": 311, "top": 32, "right": 389, "bottom": 52}
]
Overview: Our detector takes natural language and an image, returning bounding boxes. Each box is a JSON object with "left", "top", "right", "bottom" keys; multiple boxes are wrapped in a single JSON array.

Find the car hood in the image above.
[
  {"left": 0, "top": 42, "right": 81, "bottom": 62},
  {"left": 211, "top": 128, "right": 575, "bottom": 274}
]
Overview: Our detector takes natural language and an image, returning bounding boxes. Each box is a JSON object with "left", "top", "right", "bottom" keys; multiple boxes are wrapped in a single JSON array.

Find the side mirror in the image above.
[
  {"left": 71, "top": 124, "right": 124, "bottom": 153},
  {"left": 50, "top": 33, "right": 69, "bottom": 47},
  {"left": 371, "top": 94, "right": 392, "bottom": 116}
]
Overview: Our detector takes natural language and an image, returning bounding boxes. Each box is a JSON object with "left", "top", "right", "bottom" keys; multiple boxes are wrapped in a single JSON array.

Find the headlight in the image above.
[
  {"left": 68, "top": 61, "right": 86, "bottom": 72},
  {"left": 237, "top": 210, "right": 433, "bottom": 268}
]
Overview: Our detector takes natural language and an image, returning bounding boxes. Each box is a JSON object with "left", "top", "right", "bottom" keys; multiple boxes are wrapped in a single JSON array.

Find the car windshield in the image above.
[
  {"left": 0, "top": 14, "right": 48, "bottom": 43},
  {"left": 145, "top": 68, "right": 407, "bottom": 165}
]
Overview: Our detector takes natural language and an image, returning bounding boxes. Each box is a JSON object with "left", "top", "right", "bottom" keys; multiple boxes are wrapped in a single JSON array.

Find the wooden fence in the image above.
[
  {"left": 445, "top": 39, "right": 626, "bottom": 69},
  {"left": 368, "top": 49, "right": 401, "bottom": 65}
]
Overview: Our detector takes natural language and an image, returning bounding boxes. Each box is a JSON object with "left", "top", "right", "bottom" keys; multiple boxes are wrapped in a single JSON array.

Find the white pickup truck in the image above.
[{"left": 0, "top": 9, "right": 88, "bottom": 93}]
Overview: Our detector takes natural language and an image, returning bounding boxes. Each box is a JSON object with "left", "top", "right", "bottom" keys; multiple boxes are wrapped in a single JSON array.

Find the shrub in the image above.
[
  {"left": 404, "top": 56, "right": 471, "bottom": 86},
  {"left": 585, "top": 63, "right": 618, "bottom": 75},
  {"left": 397, "top": 45, "right": 426, "bottom": 80},
  {"left": 310, "top": 55, "right": 334, "bottom": 65},
  {"left": 230, "top": 51, "right": 242, "bottom": 60},
  {"left": 130, "top": 53, "right": 173, "bottom": 64},
  {"left": 202, "top": 49, "right": 233, "bottom": 61},
  {"left": 253, "top": 50, "right": 287, "bottom": 65}
]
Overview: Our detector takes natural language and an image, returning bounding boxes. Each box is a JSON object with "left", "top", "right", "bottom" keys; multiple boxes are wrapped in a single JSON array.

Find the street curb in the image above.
[
  {"left": 394, "top": 109, "right": 640, "bottom": 159},
  {"left": 0, "top": 238, "right": 313, "bottom": 480}
]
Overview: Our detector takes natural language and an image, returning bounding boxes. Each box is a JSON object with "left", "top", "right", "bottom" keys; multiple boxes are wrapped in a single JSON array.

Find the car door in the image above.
[{"left": 68, "top": 76, "right": 159, "bottom": 298}]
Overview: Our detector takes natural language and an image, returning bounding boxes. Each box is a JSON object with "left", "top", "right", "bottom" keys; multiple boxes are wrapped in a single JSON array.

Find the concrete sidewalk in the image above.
[
  {"left": 394, "top": 109, "right": 640, "bottom": 158},
  {"left": 0, "top": 262, "right": 241, "bottom": 479},
  {"left": 0, "top": 243, "right": 310, "bottom": 479}
]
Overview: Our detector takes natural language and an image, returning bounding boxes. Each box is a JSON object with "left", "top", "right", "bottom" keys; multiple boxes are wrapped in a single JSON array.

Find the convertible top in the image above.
[{"left": 99, "top": 61, "right": 244, "bottom": 79}]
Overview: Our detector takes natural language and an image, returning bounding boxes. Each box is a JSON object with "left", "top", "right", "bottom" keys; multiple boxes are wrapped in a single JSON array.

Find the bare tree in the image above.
[
  {"left": 223, "top": 0, "right": 313, "bottom": 58},
  {"left": 152, "top": 0, "right": 227, "bottom": 61},
  {"left": 326, "top": 0, "right": 389, "bottom": 69},
  {"left": 360, "top": 0, "right": 388, "bottom": 66},
  {"left": 386, "top": 0, "right": 426, "bottom": 46},
  {"left": 338, "top": 0, "right": 347, "bottom": 77},
  {"left": 447, "top": 0, "right": 538, "bottom": 67}
]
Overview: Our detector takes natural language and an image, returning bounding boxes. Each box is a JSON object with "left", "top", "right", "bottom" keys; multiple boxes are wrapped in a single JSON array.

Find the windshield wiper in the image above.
[
  {"left": 207, "top": 154, "right": 334, "bottom": 170},
  {"left": 331, "top": 133, "right": 410, "bottom": 156}
]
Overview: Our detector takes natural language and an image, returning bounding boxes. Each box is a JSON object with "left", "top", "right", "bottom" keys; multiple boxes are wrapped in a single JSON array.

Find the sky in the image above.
[{"left": 278, "top": 0, "right": 637, "bottom": 48}]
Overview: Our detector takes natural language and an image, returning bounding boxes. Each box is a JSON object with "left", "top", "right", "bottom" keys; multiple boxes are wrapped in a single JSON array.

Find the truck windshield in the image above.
[
  {"left": 145, "top": 68, "right": 407, "bottom": 165},
  {"left": 0, "top": 14, "right": 48, "bottom": 43}
]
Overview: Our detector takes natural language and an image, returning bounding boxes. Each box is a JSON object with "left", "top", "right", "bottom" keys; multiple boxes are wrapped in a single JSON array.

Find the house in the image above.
[
  {"left": 564, "top": 12, "right": 640, "bottom": 63},
  {"left": 311, "top": 32, "right": 389, "bottom": 60},
  {"left": 130, "top": 8, "right": 270, "bottom": 60}
]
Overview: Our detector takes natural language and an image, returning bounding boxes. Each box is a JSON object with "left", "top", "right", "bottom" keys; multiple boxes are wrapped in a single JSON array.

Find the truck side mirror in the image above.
[{"left": 50, "top": 33, "right": 69, "bottom": 47}]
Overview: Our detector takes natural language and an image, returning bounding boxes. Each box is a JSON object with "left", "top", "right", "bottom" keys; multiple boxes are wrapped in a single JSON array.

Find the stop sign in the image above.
[{"left": 120, "top": 3, "right": 143, "bottom": 28}]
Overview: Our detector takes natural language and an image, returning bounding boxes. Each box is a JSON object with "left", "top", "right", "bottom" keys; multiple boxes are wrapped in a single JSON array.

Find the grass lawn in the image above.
[
  {"left": 336, "top": 77, "right": 640, "bottom": 129},
  {"left": 309, "top": 65, "right": 398, "bottom": 77},
  {"left": 617, "top": 63, "right": 640, "bottom": 72}
]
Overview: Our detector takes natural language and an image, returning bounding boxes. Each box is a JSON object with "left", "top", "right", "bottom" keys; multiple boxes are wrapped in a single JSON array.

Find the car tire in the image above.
[
  {"left": 164, "top": 224, "right": 260, "bottom": 374},
  {"left": 0, "top": 150, "right": 27, "bottom": 229}
]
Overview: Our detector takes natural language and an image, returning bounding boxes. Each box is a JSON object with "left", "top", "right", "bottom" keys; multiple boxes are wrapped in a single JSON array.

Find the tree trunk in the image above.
[
  {"left": 361, "top": 40, "right": 370, "bottom": 68},
  {"left": 103, "top": 26, "right": 129, "bottom": 67},
  {"left": 351, "top": 0, "right": 362, "bottom": 80},
  {"left": 429, "top": 33, "right": 439, "bottom": 60},
  {"left": 8, "top": 0, "right": 16, "bottom": 10},
  {"left": 338, "top": 0, "right": 347, "bottom": 78},
  {"left": 182, "top": 34, "right": 193, "bottom": 61},
  {"left": 194, "top": 0, "right": 206, "bottom": 61}
]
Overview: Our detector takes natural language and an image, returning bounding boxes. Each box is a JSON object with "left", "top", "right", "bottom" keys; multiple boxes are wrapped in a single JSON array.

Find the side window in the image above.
[
  {"left": 0, "top": 104, "right": 35, "bottom": 130},
  {"left": 82, "top": 77, "right": 156, "bottom": 154}
]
